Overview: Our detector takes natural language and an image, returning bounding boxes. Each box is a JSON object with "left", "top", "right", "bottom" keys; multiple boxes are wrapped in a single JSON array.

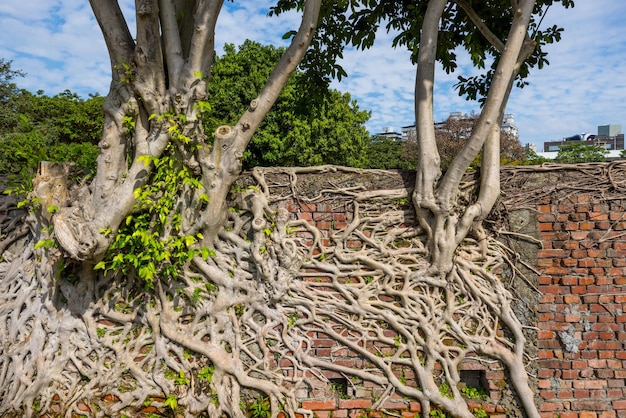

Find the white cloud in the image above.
[{"left": 1, "top": 1, "right": 624, "bottom": 149}]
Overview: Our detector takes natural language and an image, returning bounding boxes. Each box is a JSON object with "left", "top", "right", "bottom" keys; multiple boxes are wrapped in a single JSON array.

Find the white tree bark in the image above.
[
  {"left": 52, "top": 0, "right": 322, "bottom": 259},
  {"left": 413, "top": 0, "right": 538, "bottom": 274}
]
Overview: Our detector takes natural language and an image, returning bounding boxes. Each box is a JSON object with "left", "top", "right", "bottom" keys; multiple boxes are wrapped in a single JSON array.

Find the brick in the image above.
[
  {"left": 565, "top": 313, "right": 581, "bottom": 322},
  {"left": 572, "top": 249, "right": 588, "bottom": 258},
  {"left": 538, "top": 205, "right": 553, "bottom": 213},
  {"left": 540, "top": 402, "right": 565, "bottom": 412},
  {"left": 538, "top": 249, "right": 568, "bottom": 258},
  {"left": 572, "top": 400, "right": 611, "bottom": 410},
  {"left": 301, "top": 400, "right": 336, "bottom": 410},
  {"left": 572, "top": 230, "right": 589, "bottom": 240},
  {"left": 338, "top": 399, "right": 372, "bottom": 410},
  {"left": 573, "top": 380, "right": 607, "bottom": 389},
  {"left": 615, "top": 400, "right": 626, "bottom": 410},
  {"left": 579, "top": 259, "right": 596, "bottom": 268},
  {"left": 539, "top": 223, "right": 555, "bottom": 231},
  {"left": 539, "top": 330, "right": 555, "bottom": 339},
  {"left": 561, "top": 369, "right": 579, "bottom": 379}
]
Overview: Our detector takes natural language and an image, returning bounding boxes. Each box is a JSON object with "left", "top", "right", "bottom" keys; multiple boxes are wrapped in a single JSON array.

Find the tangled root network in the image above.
[{"left": 0, "top": 167, "right": 538, "bottom": 417}]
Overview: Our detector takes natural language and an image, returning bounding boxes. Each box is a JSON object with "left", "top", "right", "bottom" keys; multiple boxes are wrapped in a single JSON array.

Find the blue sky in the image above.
[{"left": 0, "top": 1, "right": 625, "bottom": 149}]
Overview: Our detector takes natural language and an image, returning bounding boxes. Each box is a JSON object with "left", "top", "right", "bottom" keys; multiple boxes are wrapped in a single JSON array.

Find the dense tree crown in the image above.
[
  {"left": 205, "top": 40, "right": 370, "bottom": 169},
  {"left": 555, "top": 141, "right": 609, "bottom": 163},
  {"left": 0, "top": 64, "right": 102, "bottom": 184}
]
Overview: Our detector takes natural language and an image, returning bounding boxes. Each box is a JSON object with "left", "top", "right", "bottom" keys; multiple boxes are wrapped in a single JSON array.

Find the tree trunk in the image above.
[{"left": 413, "top": 0, "right": 537, "bottom": 274}]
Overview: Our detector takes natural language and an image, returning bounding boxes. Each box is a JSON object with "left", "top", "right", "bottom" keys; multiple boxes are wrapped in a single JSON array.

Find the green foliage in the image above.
[
  {"left": 461, "top": 385, "right": 488, "bottom": 400},
  {"left": 174, "top": 370, "right": 190, "bottom": 386},
  {"left": 205, "top": 40, "right": 371, "bottom": 169},
  {"left": 198, "top": 365, "right": 215, "bottom": 383},
  {"left": 330, "top": 380, "right": 350, "bottom": 399},
  {"left": 554, "top": 142, "right": 608, "bottom": 164},
  {"left": 272, "top": 0, "right": 574, "bottom": 104},
  {"left": 366, "top": 136, "right": 415, "bottom": 170},
  {"left": 472, "top": 407, "right": 488, "bottom": 418},
  {"left": 438, "top": 382, "right": 454, "bottom": 399},
  {"left": 519, "top": 147, "right": 548, "bottom": 165},
  {"left": 429, "top": 409, "right": 450, "bottom": 418},
  {"left": 163, "top": 394, "right": 178, "bottom": 411},
  {"left": 94, "top": 142, "right": 211, "bottom": 289},
  {"left": 0, "top": 67, "right": 101, "bottom": 187},
  {"left": 247, "top": 396, "right": 271, "bottom": 418},
  {"left": 0, "top": 59, "right": 23, "bottom": 102}
]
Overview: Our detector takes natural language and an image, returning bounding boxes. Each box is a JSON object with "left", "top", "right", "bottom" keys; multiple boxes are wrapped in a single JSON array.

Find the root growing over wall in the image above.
[{"left": 0, "top": 166, "right": 542, "bottom": 417}]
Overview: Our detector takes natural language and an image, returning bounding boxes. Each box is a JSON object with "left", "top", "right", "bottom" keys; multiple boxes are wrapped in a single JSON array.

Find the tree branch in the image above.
[
  {"left": 159, "top": 0, "right": 185, "bottom": 87},
  {"left": 437, "top": 0, "right": 536, "bottom": 209},
  {"left": 89, "top": 1, "right": 135, "bottom": 73},
  {"left": 412, "top": 0, "right": 447, "bottom": 210},
  {"left": 196, "top": 0, "right": 323, "bottom": 244},
  {"left": 452, "top": 0, "right": 506, "bottom": 52},
  {"left": 186, "top": 0, "right": 224, "bottom": 80}
]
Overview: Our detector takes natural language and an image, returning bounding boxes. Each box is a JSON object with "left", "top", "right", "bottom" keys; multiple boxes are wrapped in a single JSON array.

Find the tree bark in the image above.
[
  {"left": 413, "top": 0, "right": 537, "bottom": 274},
  {"left": 50, "top": 0, "right": 322, "bottom": 259}
]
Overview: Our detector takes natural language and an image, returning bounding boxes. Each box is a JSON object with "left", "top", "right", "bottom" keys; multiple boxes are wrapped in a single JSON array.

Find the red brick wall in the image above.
[
  {"left": 276, "top": 189, "right": 626, "bottom": 418},
  {"left": 536, "top": 195, "right": 626, "bottom": 418},
  {"left": 276, "top": 196, "right": 512, "bottom": 418}
]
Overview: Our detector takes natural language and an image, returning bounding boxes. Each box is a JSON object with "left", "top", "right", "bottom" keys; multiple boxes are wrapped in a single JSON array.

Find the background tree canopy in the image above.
[
  {"left": 0, "top": 60, "right": 102, "bottom": 185},
  {"left": 554, "top": 141, "right": 608, "bottom": 163},
  {"left": 205, "top": 40, "right": 371, "bottom": 169}
]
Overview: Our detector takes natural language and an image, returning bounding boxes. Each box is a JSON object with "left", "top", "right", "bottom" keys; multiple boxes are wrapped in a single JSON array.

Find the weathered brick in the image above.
[
  {"left": 338, "top": 399, "right": 372, "bottom": 410},
  {"left": 301, "top": 400, "right": 336, "bottom": 410},
  {"left": 540, "top": 401, "right": 565, "bottom": 412},
  {"left": 572, "top": 400, "right": 611, "bottom": 411},
  {"left": 614, "top": 400, "right": 626, "bottom": 410}
]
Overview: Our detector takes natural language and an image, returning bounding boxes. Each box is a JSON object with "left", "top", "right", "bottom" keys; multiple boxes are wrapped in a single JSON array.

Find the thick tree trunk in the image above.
[
  {"left": 51, "top": 0, "right": 322, "bottom": 260},
  {"left": 413, "top": 0, "right": 537, "bottom": 274}
]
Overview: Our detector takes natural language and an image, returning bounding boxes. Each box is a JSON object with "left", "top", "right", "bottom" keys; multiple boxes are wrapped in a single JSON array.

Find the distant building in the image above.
[
  {"left": 501, "top": 113, "right": 519, "bottom": 138},
  {"left": 372, "top": 126, "right": 403, "bottom": 141},
  {"left": 598, "top": 124, "right": 622, "bottom": 137},
  {"left": 539, "top": 124, "right": 624, "bottom": 159},
  {"left": 398, "top": 112, "right": 519, "bottom": 142}
]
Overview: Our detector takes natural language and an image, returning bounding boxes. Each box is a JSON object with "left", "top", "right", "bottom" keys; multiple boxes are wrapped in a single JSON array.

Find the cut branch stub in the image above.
[{"left": 53, "top": 208, "right": 98, "bottom": 261}]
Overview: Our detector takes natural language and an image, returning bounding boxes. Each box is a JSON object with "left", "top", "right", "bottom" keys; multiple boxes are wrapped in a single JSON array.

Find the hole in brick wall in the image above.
[
  {"left": 459, "top": 370, "right": 489, "bottom": 395},
  {"left": 329, "top": 378, "right": 349, "bottom": 399}
]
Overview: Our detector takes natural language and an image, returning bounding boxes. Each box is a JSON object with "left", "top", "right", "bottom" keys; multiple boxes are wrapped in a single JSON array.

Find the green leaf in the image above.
[
  {"left": 94, "top": 261, "right": 106, "bottom": 270},
  {"left": 164, "top": 394, "right": 178, "bottom": 410},
  {"left": 137, "top": 155, "right": 152, "bottom": 166},
  {"left": 282, "top": 30, "right": 297, "bottom": 39}
]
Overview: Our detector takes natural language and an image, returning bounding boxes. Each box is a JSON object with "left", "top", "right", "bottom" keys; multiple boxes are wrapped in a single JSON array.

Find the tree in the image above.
[
  {"left": 0, "top": 87, "right": 102, "bottom": 185},
  {"left": 403, "top": 112, "right": 526, "bottom": 169},
  {"left": 367, "top": 136, "right": 416, "bottom": 169},
  {"left": 555, "top": 141, "right": 608, "bottom": 163},
  {"left": 206, "top": 40, "right": 371, "bottom": 169},
  {"left": 0, "top": 1, "right": 573, "bottom": 417}
]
